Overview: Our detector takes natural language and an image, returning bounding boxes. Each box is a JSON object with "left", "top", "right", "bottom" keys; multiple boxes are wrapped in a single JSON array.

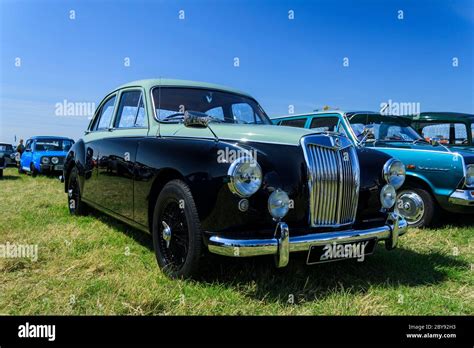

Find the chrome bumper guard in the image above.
[
  {"left": 207, "top": 213, "right": 408, "bottom": 268},
  {"left": 449, "top": 189, "right": 474, "bottom": 206}
]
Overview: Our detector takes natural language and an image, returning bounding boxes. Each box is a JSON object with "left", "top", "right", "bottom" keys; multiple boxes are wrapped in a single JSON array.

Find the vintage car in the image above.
[
  {"left": 274, "top": 111, "right": 474, "bottom": 227},
  {"left": 20, "top": 136, "right": 75, "bottom": 176},
  {"left": 64, "top": 79, "right": 408, "bottom": 278},
  {"left": 402, "top": 112, "right": 474, "bottom": 151},
  {"left": 0, "top": 143, "right": 15, "bottom": 168}
]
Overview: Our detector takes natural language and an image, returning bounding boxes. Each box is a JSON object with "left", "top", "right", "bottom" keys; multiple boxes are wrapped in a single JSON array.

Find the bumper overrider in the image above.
[
  {"left": 207, "top": 212, "right": 408, "bottom": 267},
  {"left": 449, "top": 189, "right": 474, "bottom": 206}
]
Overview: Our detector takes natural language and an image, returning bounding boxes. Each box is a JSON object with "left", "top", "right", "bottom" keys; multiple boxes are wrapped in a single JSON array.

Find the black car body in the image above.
[{"left": 63, "top": 79, "right": 408, "bottom": 278}]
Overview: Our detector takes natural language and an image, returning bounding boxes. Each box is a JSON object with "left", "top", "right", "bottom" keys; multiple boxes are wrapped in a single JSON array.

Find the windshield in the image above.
[
  {"left": 0, "top": 144, "right": 12, "bottom": 152},
  {"left": 35, "top": 139, "right": 74, "bottom": 152},
  {"left": 349, "top": 114, "right": 423, "bottom": 143},
  {"left": 152, "top": 87, "right": 270, "bottom": 125}
]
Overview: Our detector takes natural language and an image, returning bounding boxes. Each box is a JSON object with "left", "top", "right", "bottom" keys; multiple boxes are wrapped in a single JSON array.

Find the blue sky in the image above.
[{"left": 0, "top": 0, "right": 473, "bottom": 142}]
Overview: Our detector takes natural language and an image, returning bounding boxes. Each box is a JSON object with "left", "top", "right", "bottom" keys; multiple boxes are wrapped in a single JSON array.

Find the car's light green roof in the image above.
[{"left": 116, "top": 78, "right": 253, "bottom": 98}]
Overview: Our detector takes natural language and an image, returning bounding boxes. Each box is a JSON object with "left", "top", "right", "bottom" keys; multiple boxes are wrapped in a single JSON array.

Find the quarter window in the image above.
[
  {"left": 115, "top": 90, "right": 147, "bottom": 128},
  {"left": 280, "top": 118, "right": 307, "bottom": 128},
  {"left": 94, "top": 95, "right": 117, "bottom": 130}
]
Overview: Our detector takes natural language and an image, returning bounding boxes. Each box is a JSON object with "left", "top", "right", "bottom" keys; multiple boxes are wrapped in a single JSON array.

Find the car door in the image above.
[
  {"left": 21, "top": 139, "right": 34, "bottom": 171},
  {"left": 81, "top": 93, "right": 118, "bottom": 206},
  {"left": 95, "top": 88, "right": 148, "bottom": 220}
]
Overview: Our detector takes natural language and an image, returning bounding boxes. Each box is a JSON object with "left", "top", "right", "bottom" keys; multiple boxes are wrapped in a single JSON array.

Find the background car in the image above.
[
  {"left": 0, "top": 143, "right": 15, "bottom": 167},
  {"left": 274, "top": 111, "right": 474, "bottom": 227},
  {"left": 20, "top": 136, "right": 74, "bottom": 176},
  {"left": 402, "top": 112, "right": 474, "bottom": 152},
  {"left": 64, "top": 79, "right": 407, "bottom": 278}
]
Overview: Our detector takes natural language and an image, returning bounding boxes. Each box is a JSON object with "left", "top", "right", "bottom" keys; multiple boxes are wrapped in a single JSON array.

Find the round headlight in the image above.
[
  {"left": 51, "top": 157, "right": 59, "bottom": 164},
  {"left": 41, "top": 157, "right": 50, "bottom": 164},
  {"left": 380, "top": 184, "right": 397, "bottom": 209},
  {"left": 227, "top": 157, "right": 262, "bottom": 197},
  {"left": 268, "top": 189, "right": 290, "bottom": 220},
  {"left": 466, "top": 165, "right": 474, "bottom": 187},
  {"left": 383, "top": 159, "right": 406, "bottom": 189}
]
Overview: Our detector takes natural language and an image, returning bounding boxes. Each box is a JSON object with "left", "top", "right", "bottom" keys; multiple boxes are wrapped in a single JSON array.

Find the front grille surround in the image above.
[{"left": 301, "top": 134, "right": 360, "bottom": 228}]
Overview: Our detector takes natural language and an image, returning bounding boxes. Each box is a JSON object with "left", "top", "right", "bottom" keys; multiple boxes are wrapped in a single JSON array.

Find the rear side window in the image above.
[
  {"left": 93, "top": 95, "right": 117, "bottom": 131},
  {"left": 115, "top": 90, "right": 148, "bottom": 128},
  {"left": 421, "top": 123, "right": 468, "bottom": 145},
  {"left": 280, "top": 118, "right": 307, "bottom": 128}
]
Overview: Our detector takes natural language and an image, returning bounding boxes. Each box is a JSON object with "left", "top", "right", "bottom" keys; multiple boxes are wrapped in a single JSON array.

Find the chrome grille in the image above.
[{"left": 302, "top": 135, "right": 360, "bottom": 227}]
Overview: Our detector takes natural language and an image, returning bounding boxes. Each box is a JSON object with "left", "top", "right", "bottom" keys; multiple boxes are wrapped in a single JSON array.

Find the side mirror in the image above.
[{"left": 183, "top": 111, "right": 210, "bottom": 128}]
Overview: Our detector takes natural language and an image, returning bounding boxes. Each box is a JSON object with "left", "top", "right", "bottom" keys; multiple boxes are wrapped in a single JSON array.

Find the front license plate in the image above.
[
  {"left": 306, "top": 239, "right": 377, "bottom": 265},
  {"left": 54, "top": 165, "right": 64, "bottom": 171}
]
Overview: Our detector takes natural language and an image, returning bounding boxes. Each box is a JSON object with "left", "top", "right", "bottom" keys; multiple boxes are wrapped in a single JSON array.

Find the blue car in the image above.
[{"left": 20, "top": 136, "right": 74, "bottom": 176}]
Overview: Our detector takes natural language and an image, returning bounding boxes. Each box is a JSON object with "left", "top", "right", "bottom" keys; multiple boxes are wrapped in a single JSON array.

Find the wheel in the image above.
[
  {"left": 152, "top": 179, "right": 203, "bottom": 279},
  {"left": 18, "top": 163, "right": 24, "bottom": 174},
  {"left": 67, "top": 166, "right": 88, "bottom": 216},
  {"left": 0, "top": 169, "right": 3, "bottom": 178},
  {"left": 30, "top": 163, "right": 37, "bottom": 177},
  {"left": 396, "top": 187, "right": 437, "bottom": 228}
]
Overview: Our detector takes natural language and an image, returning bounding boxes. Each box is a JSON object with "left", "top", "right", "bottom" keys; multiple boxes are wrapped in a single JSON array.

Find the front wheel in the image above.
[
  {"left": 396, "top": 188, "right": 437, "bottom": 228},
  {"left": 152, "top": 179, "right": 203, "bottom": 279},
  {"left": 30, "top": 163, "right": 37, "bottom": 177}
]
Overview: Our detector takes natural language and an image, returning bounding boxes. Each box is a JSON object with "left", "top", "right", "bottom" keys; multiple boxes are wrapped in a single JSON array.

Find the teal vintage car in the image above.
[
  {"left": 402, "top": 112, "right": 474, "bottom": 152},
  {"left": 273, "top": 111, "right": 474, "bottom": 227}
]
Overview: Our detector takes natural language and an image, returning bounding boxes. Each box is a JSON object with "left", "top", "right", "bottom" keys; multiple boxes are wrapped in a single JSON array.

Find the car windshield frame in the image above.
[
  {"left": 151, "top": 86, "right": 271, "bottom": 125},
  {"left": 348, "top": 114, "right": 423, "bottom": 144}
]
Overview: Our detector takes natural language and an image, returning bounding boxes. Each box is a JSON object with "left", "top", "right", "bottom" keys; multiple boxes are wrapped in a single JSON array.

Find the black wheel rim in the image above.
[
  {"left": 159, "top": 199, "right": 189, "bottom": 271},
  {"left": 68, "top": 173, "right": 80, "bottom": 214}
]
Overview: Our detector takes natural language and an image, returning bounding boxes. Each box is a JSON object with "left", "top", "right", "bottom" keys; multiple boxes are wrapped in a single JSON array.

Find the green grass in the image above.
[{"left": 0, "top": 167, "right": 472, "bottom": 315}]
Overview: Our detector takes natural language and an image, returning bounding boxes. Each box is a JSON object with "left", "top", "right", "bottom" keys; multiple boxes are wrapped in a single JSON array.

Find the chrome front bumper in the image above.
[
  {"left": 207, "top": 213, "right": 408, "bottom": 268},
  {"left": 449, "top": 189, "right": 474, "bottom": 206}
]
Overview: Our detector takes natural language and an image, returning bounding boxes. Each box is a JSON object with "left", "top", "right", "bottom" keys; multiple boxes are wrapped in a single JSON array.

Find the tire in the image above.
[
  {"left": 30, "top": 163, "right": 37, "bottom": 177},
  {"left": 67, "top": 166, "right": 88, "bottom": 216},
  {"left": 396, "top": 187, "right": 437, "bottom": 228},
  {"left": 152, "top": 179, "right": 203, "bottom": 279},
  {"left": 0, "top": 169, "right": 3, "bottom": 178},
  {"left": 18, "top": 163, "right": 24, "bottom": 174}
]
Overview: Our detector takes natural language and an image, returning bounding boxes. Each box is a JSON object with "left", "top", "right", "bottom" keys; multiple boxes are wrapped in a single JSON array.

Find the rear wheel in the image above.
[
  {"left": 152, "top": 179, "right": 203, "bottom": 279},
  {"left": 67, "top": 166, "right": 88, "bottom": 215},
  {"left": 396, "top": 187, "right": 437, "bottom": 228},
  {"left": 0, "top": 169, "right": 3, "bottom": 178}
]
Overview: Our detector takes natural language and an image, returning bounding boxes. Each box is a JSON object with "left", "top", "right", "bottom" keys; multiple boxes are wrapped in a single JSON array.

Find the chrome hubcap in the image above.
[
  {"left": 396, "top": 191, "right": 425, "bottom": 225},
  {"left": 162, "top": 221, "right": 172, "bottom": 248}
]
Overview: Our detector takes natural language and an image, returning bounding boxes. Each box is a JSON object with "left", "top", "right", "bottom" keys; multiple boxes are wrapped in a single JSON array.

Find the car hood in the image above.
[{"left": 160, "top": 123, "right": 318, "bottom": 146}]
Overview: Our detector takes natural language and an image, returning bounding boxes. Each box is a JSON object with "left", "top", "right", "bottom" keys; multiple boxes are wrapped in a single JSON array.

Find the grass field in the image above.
[{"left": 0, "top": 167, "right": 473, "bottom": 315}]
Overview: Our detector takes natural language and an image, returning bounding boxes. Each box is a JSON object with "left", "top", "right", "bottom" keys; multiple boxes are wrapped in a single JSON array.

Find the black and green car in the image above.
[{"left": 403, "top": 112, "right": 474, "bottom": 151}]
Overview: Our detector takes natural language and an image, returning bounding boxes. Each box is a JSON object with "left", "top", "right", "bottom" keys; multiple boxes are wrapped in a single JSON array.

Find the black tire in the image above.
[
  {"left": 0, "top": 169, "right": 3, "bottom": 178},
  {"left": 18, "top": 164, "right": 24, "bottom": 174},
  {"left": 396, "top": 187, "right": 437, "bottom": 228},
  {"left": 152, "top": 179, "right": 203, "bottom": 279},
  {"left": 30, "top": 163, "right": 37, "bottom": 177},
  {"left": 67, "top": 166, "right": 88, "bottom": 216}
]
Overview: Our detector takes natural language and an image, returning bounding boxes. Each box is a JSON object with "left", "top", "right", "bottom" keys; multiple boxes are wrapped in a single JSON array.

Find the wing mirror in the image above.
[{"left": 183, "top": 111, "right": 211, "bottom": 128}]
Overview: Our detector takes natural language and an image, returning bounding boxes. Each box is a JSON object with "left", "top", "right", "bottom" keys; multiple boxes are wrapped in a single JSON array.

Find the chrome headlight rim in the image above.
[
  {"left": 268, "top": 189, "right": 290, "bottom": 220},
  {"left": 51, "top": 156, "right": 59, "bottom": 164},
  {"left": 383, "top": 158, "right": 406, "bottom": 190},
  {"left": 227, "top": 156, "right": 262, "bottom": 198},
  {"left": 380, "top": 184, "right": 397, "bottom": 209},
  {"left": 465, "top": 164, "right": 474, "bottom": 188},
  {"left": 41, "top": 156, "right": 50, "bottom": 164}
]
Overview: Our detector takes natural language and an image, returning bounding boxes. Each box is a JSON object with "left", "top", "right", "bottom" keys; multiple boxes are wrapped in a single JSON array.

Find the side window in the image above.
[
  {"left": 25, "top": 140, "right": 32, "bottom": 151},
  {"left": 115, "top": 90, "right": 148, "bottom": 128},
  {"left": 310, "top": 117, "right": 339, "bottom": 132},
  {"left": 281, "top": 118, "right": 307, "bottom": 128},
  {"left": 232, "top": 103, "right": 255, "bottom": 124},
  {"left": 94, "top": 95, "right": 117, "bottom": 131},
  {"left": 454, "top": 124, "right": 467, "bottom": 144},
  {"left": 471, "top": 123, "right": 474, "bottom": 143},
  {"left": 206, "top": 106, "right": 224, "bottom": 120},
  {"left": 421, "top": 123, "right": 449, "bottom": 143}
]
